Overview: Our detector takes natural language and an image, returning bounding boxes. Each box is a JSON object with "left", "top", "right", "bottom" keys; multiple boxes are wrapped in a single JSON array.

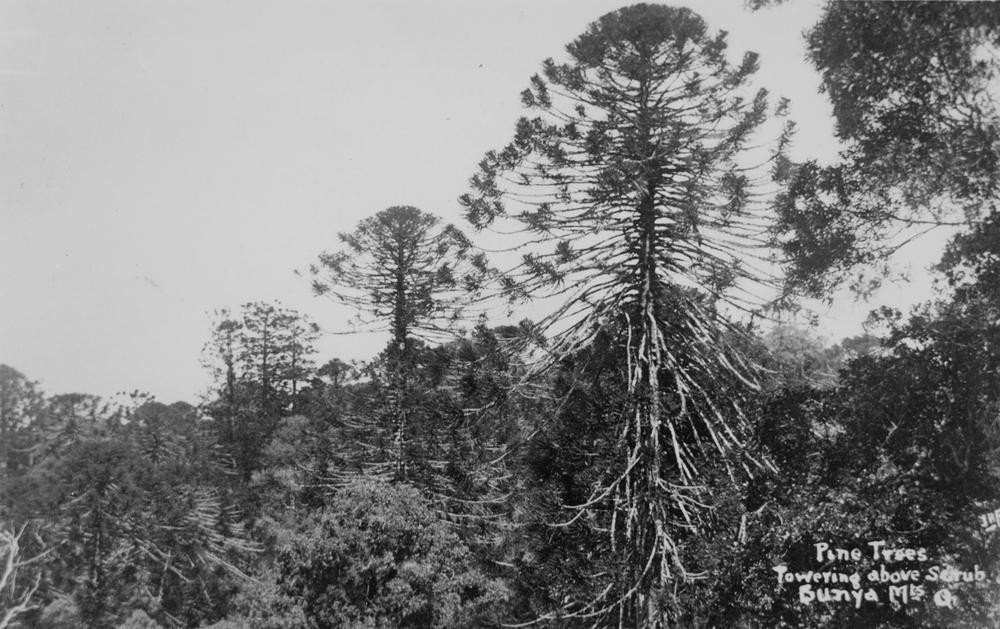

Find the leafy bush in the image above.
[{"left": 277, "top": 479, "right": 508, "bottom": 628}]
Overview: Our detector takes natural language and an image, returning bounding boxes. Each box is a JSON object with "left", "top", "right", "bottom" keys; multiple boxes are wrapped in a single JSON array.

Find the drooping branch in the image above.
[{"left": 0, "top": 524, "right": 49, "bottom": 629}]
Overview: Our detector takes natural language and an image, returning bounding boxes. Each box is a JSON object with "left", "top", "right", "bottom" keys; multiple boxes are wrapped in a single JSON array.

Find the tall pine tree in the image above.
[
  {"left": 307, "top": 206, "right": 489, "bottom": 482},
  {"left": 461, "top": 5, "right": 785, "bottom": 625}
]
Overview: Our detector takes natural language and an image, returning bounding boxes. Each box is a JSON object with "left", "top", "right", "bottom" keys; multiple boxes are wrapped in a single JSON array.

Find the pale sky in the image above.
[{"left": 0, "top": 0, "right": 942, "bottom": 402}]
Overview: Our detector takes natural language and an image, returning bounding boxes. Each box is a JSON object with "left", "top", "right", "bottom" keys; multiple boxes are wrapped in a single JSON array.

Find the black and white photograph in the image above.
[{"left": 1, "top": 1, "right": 999, "bottom": 627}]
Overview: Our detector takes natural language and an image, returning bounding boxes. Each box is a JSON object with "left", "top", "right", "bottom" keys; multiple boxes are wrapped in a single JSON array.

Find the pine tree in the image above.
[
  {"left": 307, "top": 206, "right": 488, "bottom": 482},
  {"left": 461, "top": 5, "right": 784, "bottom": 624},
  {"left": 203, "top": 303, "right": 319, "bottom": 479}
]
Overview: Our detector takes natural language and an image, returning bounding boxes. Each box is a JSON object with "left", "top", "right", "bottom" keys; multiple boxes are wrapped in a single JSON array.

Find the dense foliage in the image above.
[
  {"left": 773, "top": 1, "right": 1000, "bottom": 296},
  {"left": 4, "top": 3, "right": 1000, "bottom": 628}
]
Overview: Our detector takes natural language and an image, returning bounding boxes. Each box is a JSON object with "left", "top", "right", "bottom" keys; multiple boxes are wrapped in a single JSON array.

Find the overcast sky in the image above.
[{"left": 0, "top": 0, "right": 944, "bottom": 402}]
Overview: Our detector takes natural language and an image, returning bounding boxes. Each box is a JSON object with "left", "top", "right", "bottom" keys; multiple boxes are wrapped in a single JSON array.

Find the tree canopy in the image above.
[
  {"left": 308, "top": 205, "right": 488, "bottom": 351},
  {"left": 774, "top": 1, "right": 1000, "bottom": 296}
]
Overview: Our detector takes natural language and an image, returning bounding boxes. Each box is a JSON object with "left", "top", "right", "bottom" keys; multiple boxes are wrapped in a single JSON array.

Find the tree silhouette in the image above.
[
  {"left": 461, "top": 5, "right": 784, "bottom": 624},
  {"left": 307, "top": 206, "right": 488, "bottom": 481},
  {"left": 308, "top": 205, "right": 487, "bottom": 352}
]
